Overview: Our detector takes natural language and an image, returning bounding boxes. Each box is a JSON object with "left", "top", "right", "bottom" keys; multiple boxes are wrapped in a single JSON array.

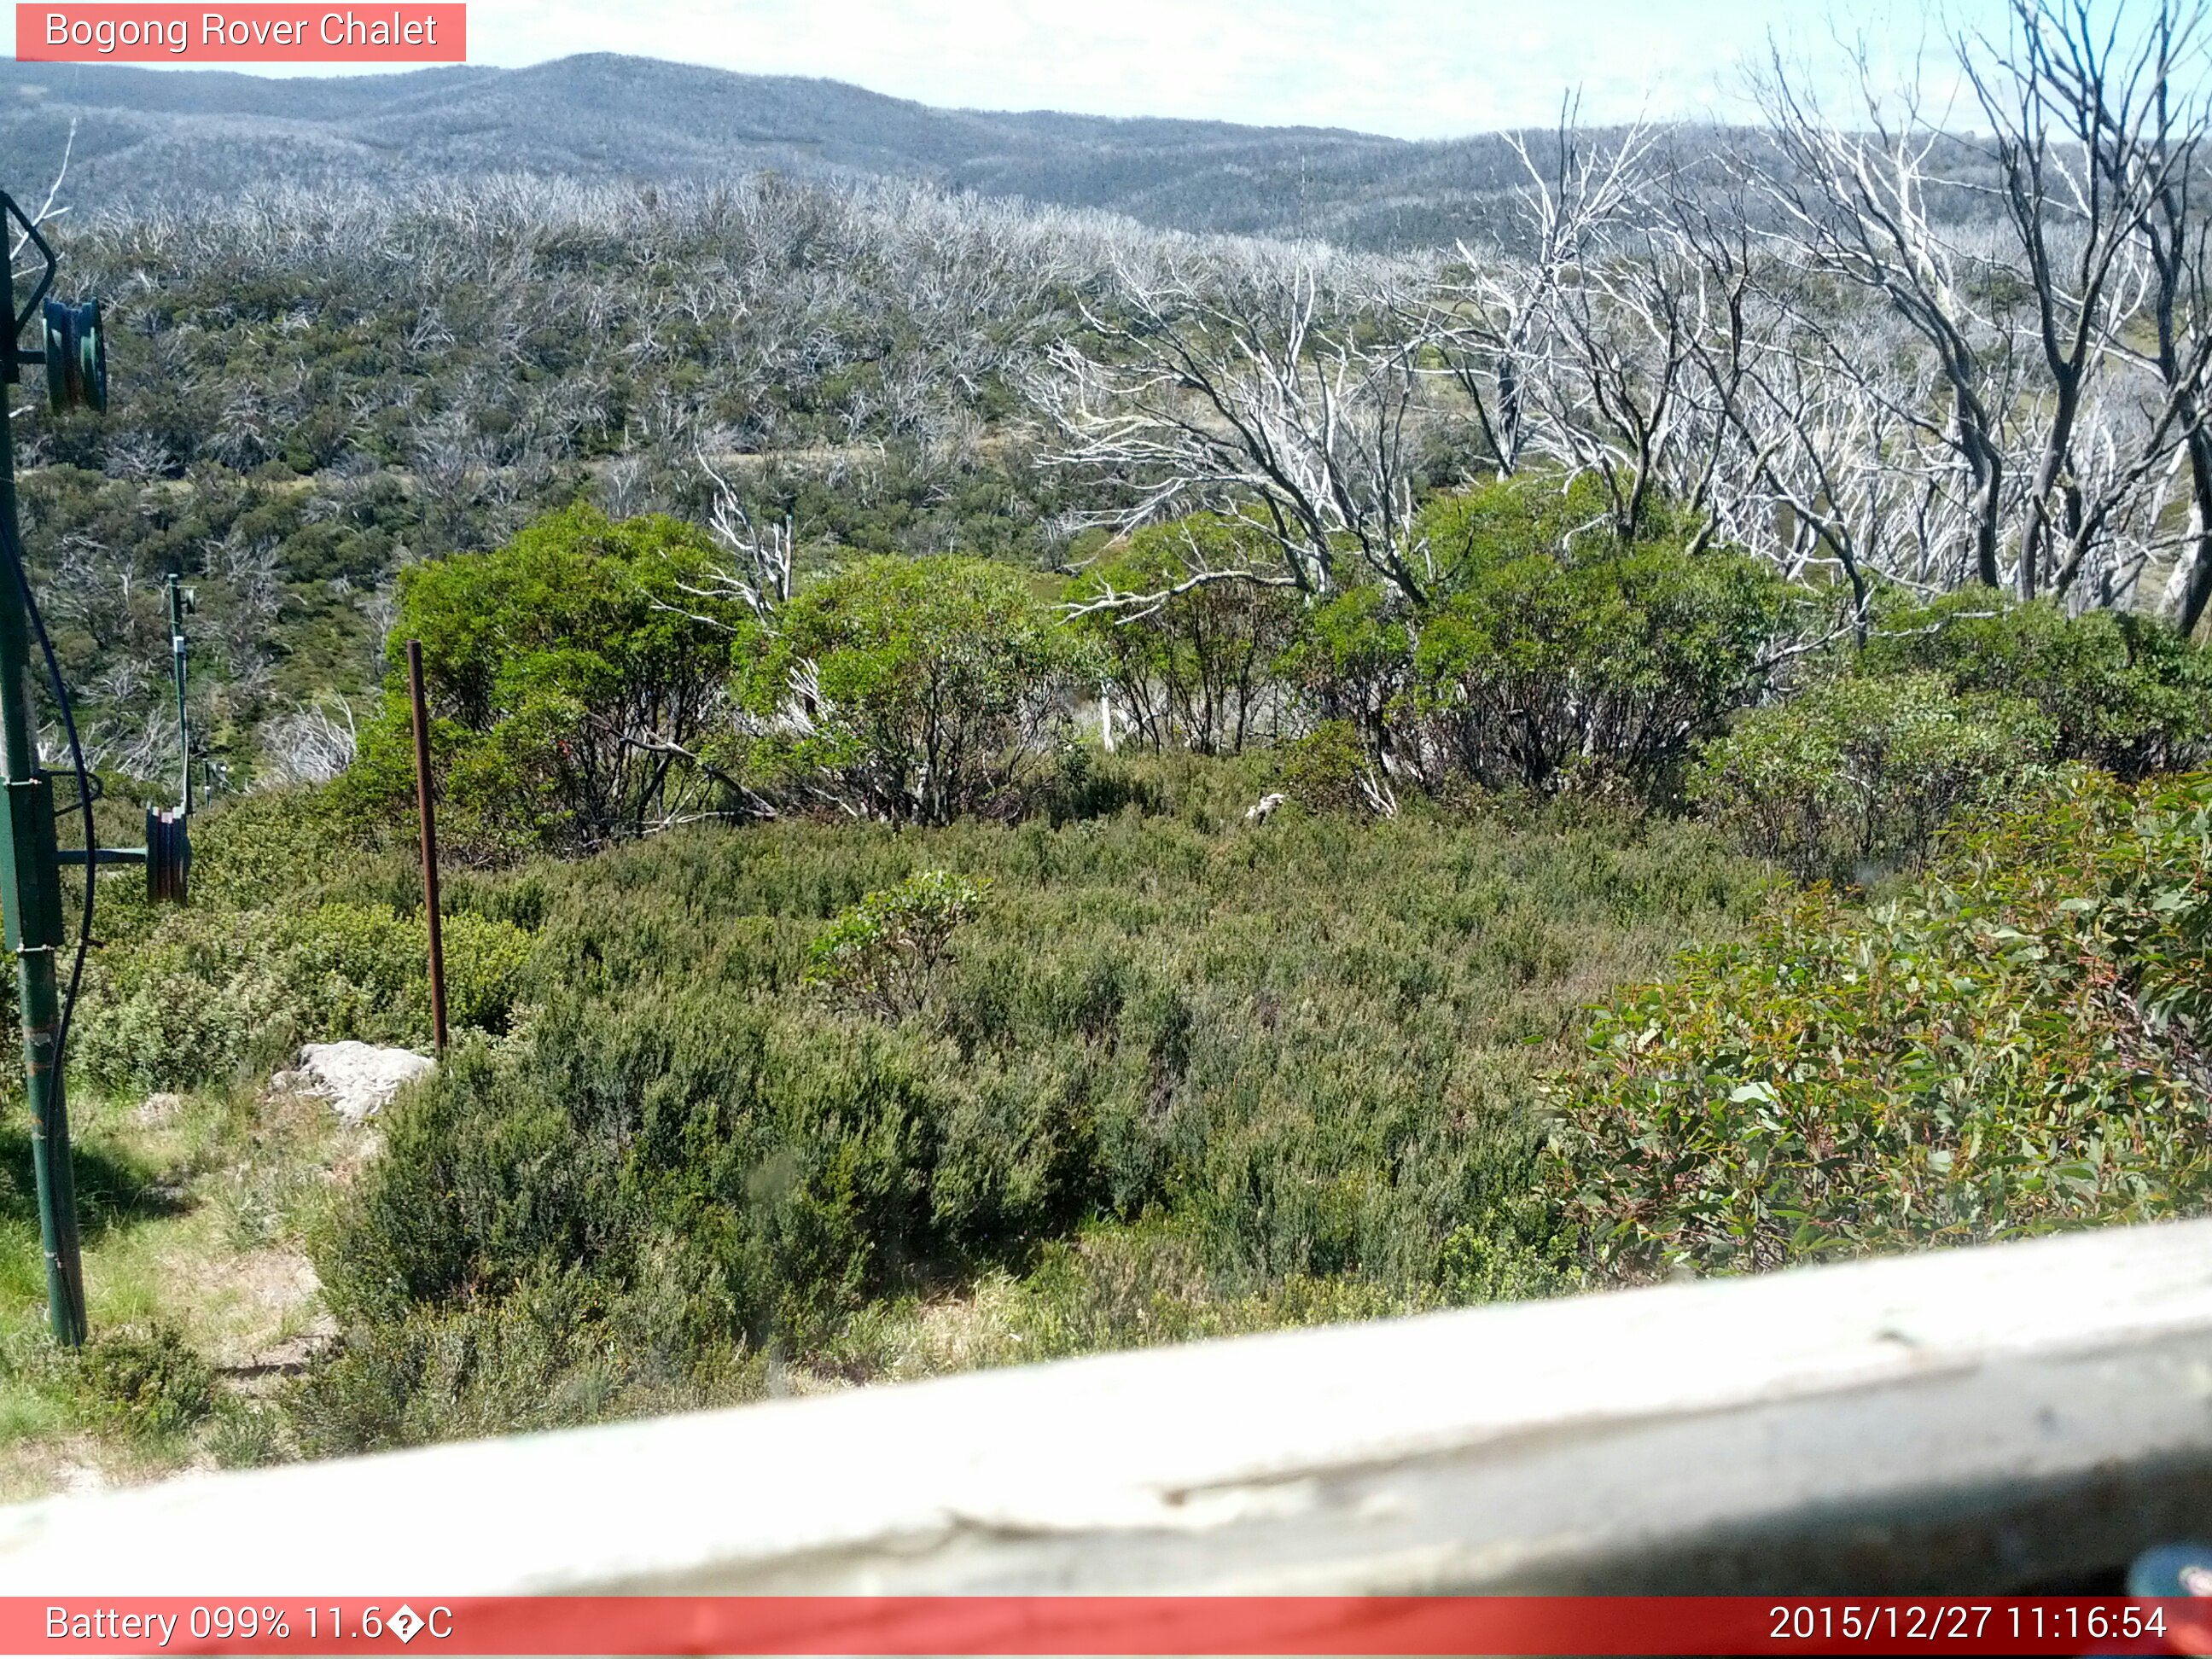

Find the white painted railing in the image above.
[{"left": 4, "top": 1219, "right": 2211, "bottom": 1594}]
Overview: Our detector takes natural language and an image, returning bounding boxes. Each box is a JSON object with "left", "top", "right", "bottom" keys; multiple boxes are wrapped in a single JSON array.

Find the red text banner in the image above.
[
  {"left": 2, "top": 1597, "right": 2208, "bottom": 1656},
  {"left": 14, "top": 5, "right": 464, "bottom": 61}
]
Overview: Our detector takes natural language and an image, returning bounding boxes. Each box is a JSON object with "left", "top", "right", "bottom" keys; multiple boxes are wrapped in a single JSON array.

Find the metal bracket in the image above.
[{"left": 0, "top": 193, "right": 57, "bottom": 385}]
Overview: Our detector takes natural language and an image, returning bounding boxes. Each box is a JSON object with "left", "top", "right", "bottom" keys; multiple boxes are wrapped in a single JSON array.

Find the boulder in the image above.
[
  {"left": 135, "top": 1091, "right": 184, "bottom": 1126},
  {"left": 278, "top": 1042, "right": 435, "bottom": 1125}
]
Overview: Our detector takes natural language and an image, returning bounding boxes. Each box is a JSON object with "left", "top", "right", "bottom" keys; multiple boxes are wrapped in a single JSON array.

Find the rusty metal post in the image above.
[{"left": 406, "top": 640, "right": 448, "bottom": 1054}]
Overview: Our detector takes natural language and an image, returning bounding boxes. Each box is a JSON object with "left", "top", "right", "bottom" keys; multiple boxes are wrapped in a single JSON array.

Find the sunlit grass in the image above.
[{"left": 0, "top": 1078, "right": 342, "bottom": 1499}]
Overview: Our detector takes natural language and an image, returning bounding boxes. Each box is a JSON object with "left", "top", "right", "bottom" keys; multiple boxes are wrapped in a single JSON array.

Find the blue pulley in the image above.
[
  {"left": 42, "top": 297, "right": 105, "bottom": 415},
  {"left": 144, "top": 805, "right": 189, "bottom": 905}
]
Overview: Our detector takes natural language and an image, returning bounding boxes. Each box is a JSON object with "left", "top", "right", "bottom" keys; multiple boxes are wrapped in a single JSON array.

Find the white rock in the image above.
[
  {"left": 289, "top": 1042, "right": 435, "bottom": 1125},
  {"left": 135, "top": 1091, "right": 184, "bottom": 1126}
]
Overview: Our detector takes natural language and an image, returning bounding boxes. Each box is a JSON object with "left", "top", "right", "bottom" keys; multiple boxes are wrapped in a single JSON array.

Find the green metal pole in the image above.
[
  {"left": 0, "top": 218, "right": 87, "bottom": 1348},
  {"left": 167, "top": 574, "right": 189, "bottom": 814}
]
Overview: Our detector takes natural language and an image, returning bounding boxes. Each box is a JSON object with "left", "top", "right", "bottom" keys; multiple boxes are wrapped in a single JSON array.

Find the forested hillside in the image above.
[
  {"left": 1, "top": 54, "right": 1633, "bottom": 247},
  {"left": 0, "top": 1, "right": 2209, "bottom": 1492}
]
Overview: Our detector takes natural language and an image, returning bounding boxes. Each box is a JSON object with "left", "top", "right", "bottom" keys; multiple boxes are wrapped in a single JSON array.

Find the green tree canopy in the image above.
[
  {"left": 341, "top": 504, "right": 752, "bottom": 855},
  {"left": 737, "top": 555, "right": 1097, "bottom": 825}
]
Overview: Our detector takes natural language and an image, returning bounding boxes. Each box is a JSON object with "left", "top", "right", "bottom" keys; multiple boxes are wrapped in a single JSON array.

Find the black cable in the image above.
[
  {"left": 52, "top": 771, "right": 98, "bottom": 817},
  {"left": 0, "top": 512, "right": 93, "bottom": 1080}
]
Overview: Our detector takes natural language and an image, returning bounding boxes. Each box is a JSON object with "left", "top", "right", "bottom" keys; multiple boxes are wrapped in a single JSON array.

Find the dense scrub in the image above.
[
  {"left": 9, "top": 443, "right": 2198, "bottom": 1467},
  {"left": 79, "top": 771, "right": 1766, "bottom": 1452},
  {"left": 82, "top": 753, "right": 2212, "bottom": 1458},
  {"left": 1550, "top": 769, "right": 2212, "bottom": 1278}
]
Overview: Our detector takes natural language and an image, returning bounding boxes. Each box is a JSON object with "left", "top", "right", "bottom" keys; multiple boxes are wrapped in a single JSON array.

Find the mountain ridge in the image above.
[{"left": 0, "top": 51, "right": 1593, "bottom": 247}]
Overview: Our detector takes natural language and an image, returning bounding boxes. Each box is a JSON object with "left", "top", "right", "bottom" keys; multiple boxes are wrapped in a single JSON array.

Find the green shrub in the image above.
[
  {"left": 77, "top": 916, "right": 294, "bottom": 1094},
  {"left": 987, "top": 1220, "right": 1422, "bottom": 1360},
  {"left": 1272, "top": 585, "right": 1412, "bottom": 766},
  {"left": 1274, "top": 719, "right": 1377, "bottom": 814},
  {"left": 1689, "top": 672, "right": 2052, "bottom": 880},
  {"left": 1861, "top": 595, "right": 2212, "bottom": 779},
  {"left": 737, "top": 555, "right": 1097, "bottom": 824},
  {"left": 78, "top": 1324, "right": 213, "bottom": 1438},
  {"left": 287, "top": 1266, "right": 742, "bottom": 1458},
  {"left": 206, "top": 1400, "right": 292, "bottom": 1468},
  {"left": 319, "top": 999, "right": 1004, "bottom": 1340},
  {"left": 78, "top": 899, "right": 534, "bottom": 1092},
  {"left": 804, "top": 870, "right": 989, "bottom": 1018},
  {"left": 1434, "top": 1222, "right": 1571, "bottom": 1305},
  {"left": 275, "top": 904, "right": 534, "bottom": 1039},
  {"left": 1548, "top": 768, "right": 2212, "bottom": 1284},
  {"left": 335, "top": 504, "right": 753, "bottom": 857},
  {"left": 1408, "top": 476, "right": 1790, "bottom": 798},
  {"left": 1069, "top": 515, "right": 1302, "bottom": 755},
  {"left": 440, "top": 912, "right": 536, "bottom": 1033},
  {"left": 182, "top": 790, "right": 381, "bottom": 911}
]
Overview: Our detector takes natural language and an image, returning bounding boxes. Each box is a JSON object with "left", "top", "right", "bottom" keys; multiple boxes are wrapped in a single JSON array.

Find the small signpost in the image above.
[{"left": 407, "top": 641, "right": 448, "bottom": 1055}]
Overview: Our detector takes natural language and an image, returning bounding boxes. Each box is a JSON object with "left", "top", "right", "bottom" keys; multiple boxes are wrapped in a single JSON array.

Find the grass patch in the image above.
[{"left": 0, "top": 1076, "right": 350, "bottom": 1497}]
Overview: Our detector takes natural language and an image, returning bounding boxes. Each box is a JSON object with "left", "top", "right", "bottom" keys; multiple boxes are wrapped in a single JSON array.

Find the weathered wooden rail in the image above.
[{"left": 3, "top": 1219, "right": 2211, "bottom": 1594}]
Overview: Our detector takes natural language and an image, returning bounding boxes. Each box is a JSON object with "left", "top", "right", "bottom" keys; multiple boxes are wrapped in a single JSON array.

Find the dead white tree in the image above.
[
  {"left": 1523, "top": 211, "right": 1740, "bottom": 544},
  {"left": 1962, "top": 0, "right": 2212, "bottom": 603},
  {"left": 1755, "top": 38, "right": 2021, "bottom": 594},
  {"left": 690, "top": 455, "right": 793, "bottom": 622},
  {"left": 256, "top": 696, "right": 360, "bottom": 789},
  {"left": 1428, "top": 108, "right": 1662, "bottom": 481},
  {"left": 7, "top": 120, "right": 75, "bottom": 424},
  {"left": 1744, "top": 4, "right": 2212, "bottom": 620},
  {"left": 2044, "top": 0, "right": 2212, "bottom": 633},
  {"left": 1037, "top": 248, "right": 1439, "bottom": 608}
]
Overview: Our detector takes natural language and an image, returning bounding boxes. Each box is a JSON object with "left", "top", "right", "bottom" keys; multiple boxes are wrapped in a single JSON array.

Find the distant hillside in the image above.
[{"left": 0, "top": 52, "right": 1653, "bottom": 247}]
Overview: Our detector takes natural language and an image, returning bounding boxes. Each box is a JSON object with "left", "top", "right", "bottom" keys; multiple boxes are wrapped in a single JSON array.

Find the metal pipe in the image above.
[
  {"left": 167, "top": 574, "right": 189, "bottom": 815},
  {"left": 0, "top": 195, "right": 85, "bottom": 1347},
  {"left": 56, "top": 847, "right": 145, "bottom": 866},
  {"left": 407, "top": 640, "right": 448, "bottom": 1055}
]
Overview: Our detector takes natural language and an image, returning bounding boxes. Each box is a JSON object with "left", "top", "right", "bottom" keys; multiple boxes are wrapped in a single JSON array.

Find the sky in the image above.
[{"left": 9, "top": 0, "right": 2041, "bottom": 137}]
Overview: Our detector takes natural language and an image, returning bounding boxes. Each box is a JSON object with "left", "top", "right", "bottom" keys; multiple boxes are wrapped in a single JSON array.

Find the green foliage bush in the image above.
[
  {"left": 1406, "top": 475, "right": 1791, "bottom": 798},
  {"left": 1261, "top": 475, "right": 1790, "bottom": 806},
  {"left": 737, "top": 555, "right": 1097, "bottom": 824},
  {"left": 181, "top": 790, "right": 394, "bottom": 911},
  {"left": 804, "top": 870, "right": 990, "bottom": 1017},
  {"left": 1861, "top": 595, "right": 2212, "bottom": 779},
  {"left": 1548, "top": 768, "right": 2212, "bottom": 1284},
  {"left": 978, "top": 1219, "right": 1430, "bottom": 1360},
  {"left": 1273, "top": 586, "right": 1412, "bottom": 767},
  {"left": 1689, "top": 672, "right": 2054, "bottom": 880},
  {"left": 317, "top": 993, "right": 1068, "bottom": 1369},
  {"left": 337, "top": 504, "right": 752, "bottom": 857},
  {"left": 278, "top": 905, "right": 534, "bottom": 1037},
  {"left": 1274, "top": 719, "right": 1379, "bottom": 815},
  {"left": 288, "top": 1266, "right": 740, "bottom": 1458},
  {"left": 78, "top": 1324, "right": 213, "bottom": 1439},
  {"left": 1069, "top": 515, "right": 1302, "bottom": 755},
  {"left": 78, "top": 897, "right": 533, "bottom": 1093}
]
